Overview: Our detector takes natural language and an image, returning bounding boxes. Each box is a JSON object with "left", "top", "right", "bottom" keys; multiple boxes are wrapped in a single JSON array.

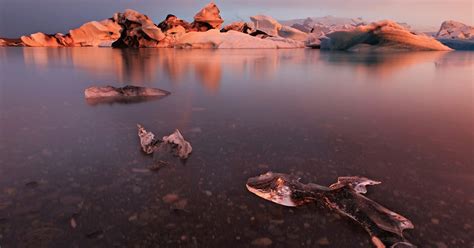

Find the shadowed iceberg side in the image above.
[{"left": 434, "top": 20, "right": 474, "bottom": 50}]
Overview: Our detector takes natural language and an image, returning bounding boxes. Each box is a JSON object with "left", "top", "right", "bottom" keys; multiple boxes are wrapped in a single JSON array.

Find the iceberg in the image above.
[
  {"left": 306, "top": 23, "right": 357, "bottom": 48},
  {"left": 174, "top": 29, "right": 304, "bottom": 49},
  {"left": 5, "top": 5, "right": 464, "bottom": 51},
  {"left": 279, "top": 16, "right": 367, "bottom": 48},
  {"left": 320, "top": 20, "right": 452, "bottom": 51},
  {"left": 84, "top": 85, "right": 170, "bottom": 99},
  {"left": 12, "top": 3, "right": 306, "bottom": 49},
  {"left": 436, "top": 20, "right": 473, "bottom": 40},
  {"left": 250, "top": 15, "right": 282, "bottom": 37},
  {"left": 192, "top": 2, "right": 224, "bottom": 30},
  {"left": 250, "top": 15, "right": 308, "bottom": 42},
  {"left": 15, "top": 3, "right": 229, "bottom": 48},
  {"left": 220, "top": 22, "right": 252, "bottom": 34},
  {"left": 19, "top": 10, "right": 154, "bottom": 48},
  {"left": 247, "top": 172, "right": 415, "bottom": 248},
  {"left": 111, "top": 9, "right": 167, "bottom": 48},
  {"left": 435, "top": 20, "right": 474, "bottom": 50}
]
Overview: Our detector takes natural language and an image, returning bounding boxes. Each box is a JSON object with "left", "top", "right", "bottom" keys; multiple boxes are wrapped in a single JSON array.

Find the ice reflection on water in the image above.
[{"left": 0, "top": 48, "right": 473, "bottom": 248}]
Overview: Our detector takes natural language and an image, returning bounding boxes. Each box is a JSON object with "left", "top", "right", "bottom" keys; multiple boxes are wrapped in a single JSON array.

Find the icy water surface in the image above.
[{"left": 0, "top": 48, "right": 473, "bottom": 248}]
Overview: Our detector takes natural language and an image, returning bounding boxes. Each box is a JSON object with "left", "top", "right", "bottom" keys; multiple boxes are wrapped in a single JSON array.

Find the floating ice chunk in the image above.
[
  {"left": 162, "top": 129, "right": 193, "bottom": 159},
  {"left": 247, "top": 172, "right": 415, "bottom": 248},
  {"left": 84, "top": 85, "right": 170, "bottom": 99},
  {"left": 136, "top": 125, "right": 192, "bottom": 159},
  {"left": 137, "top": 124, "right": 158, "bottom": 154},
  {"left": 329, "top": 176, "right": 381, "bottom": 194}
]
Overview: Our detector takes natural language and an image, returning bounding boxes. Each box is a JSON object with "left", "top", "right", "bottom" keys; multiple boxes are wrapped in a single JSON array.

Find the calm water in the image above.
[{"left": 0, "top": 48, "right": 473, "bottom": 248}]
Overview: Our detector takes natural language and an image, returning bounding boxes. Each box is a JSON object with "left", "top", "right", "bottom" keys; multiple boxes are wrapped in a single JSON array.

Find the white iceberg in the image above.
[
  {"left": 250, "top": 15, "right": 308, "bottom": 41},
  {"left": 175, "top": 29, "right": 304, "bottom": 49}
]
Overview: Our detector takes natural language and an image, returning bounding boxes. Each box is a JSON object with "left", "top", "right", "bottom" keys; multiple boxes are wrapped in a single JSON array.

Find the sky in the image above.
[{"left": 0, "top": 0, "right": 472, "bottom": 37}]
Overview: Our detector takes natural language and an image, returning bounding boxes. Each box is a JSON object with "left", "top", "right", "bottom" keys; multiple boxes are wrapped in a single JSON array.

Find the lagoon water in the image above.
[{"left": 0, "top": 48, "right": 473, "bottom": 247}]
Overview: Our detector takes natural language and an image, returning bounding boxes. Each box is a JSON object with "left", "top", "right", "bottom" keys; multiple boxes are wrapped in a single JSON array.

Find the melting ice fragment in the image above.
[
  {"left": 329, "top": 176, "right": 381, "bottom": 194},
  {"left": 84, "top": 85, "right": 170, "bottom": 99},
  {"left": 246, "top": 172, "right": 415, "bottom": 248},
  {"left": 136, "top": 125, "right": 192, "bottom": 159},
  {"left": 162, "top": 129, "right": 193, "bottom": 159},
  {"left": 137, "top": 124, "right": 159, "bottom": 154}
]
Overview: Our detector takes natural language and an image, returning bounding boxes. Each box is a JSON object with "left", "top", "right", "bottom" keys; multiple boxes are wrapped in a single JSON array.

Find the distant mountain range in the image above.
[
  {"left": 279, "top": 16, "right": 441, "bottom": 32},
  {"left": 280, "top": 16, "right": 365, "bottom": 27}
]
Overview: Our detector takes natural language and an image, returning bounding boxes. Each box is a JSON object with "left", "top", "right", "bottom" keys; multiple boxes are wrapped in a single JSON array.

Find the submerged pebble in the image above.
[
  {"left": 162, "top": 193, "right": 179, "bottom": 204},
  {"left": 251, "top": 237, "right": 273, "bottom": 246},
  {"left": 25, "top": 181, "right": 39, "bottom": 188},
  {"left": 86, "top": 230, "right": 104, "bottom": 239},
  {"left": 317, "top": 237, "right": 330, "bottom": 245}
]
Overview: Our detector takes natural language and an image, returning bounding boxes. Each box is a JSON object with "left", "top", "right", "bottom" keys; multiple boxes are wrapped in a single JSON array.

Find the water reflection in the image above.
[
  {"left": 84, "top": 95, "right": 169, "bottom": 106},
  {"left": 1, "top": 47, "right": 473, "bottom": 248},
  {"left": 21, "top": 48, "right": 473, "bottom": 88},
  {"left": 434, "top": 51, "right": 474, "bottom": 68},
  {"left": 319, "top": 51, "right": 456, "bottom": 79}
]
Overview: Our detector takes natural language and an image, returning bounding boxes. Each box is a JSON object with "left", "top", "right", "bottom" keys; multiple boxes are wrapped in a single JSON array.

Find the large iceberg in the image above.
[
  {"left": 306, "top": 23, "right": 357, "bottom": 48},
  {"left": 19, "top": 10, "right": 153, "bottom": 48},
  {"left": 174, "top": 29, "right": 304, "bottom": 49},
  {"left": 110, "top": 9, "right": 167, "bottom": 48},
  {"left": 11, "top": 3, "right": 305, "bottom": 49},
  {"left": 320, "top": 20, "right": 452, "bottom": 51},
  {"left": 279, "top": 16, "right": 366, "bottom": 48},
  {"left": 169, "top": 12, "right": 307, "bottom": 48},
  {"left": 250, "top": 15, "right": 308, "bottom": 42},
  {"left": 434, "top": 20, "right": 474, "bottom": 50},
  {"left": 192, "top": 2, "right": 224, "bottom": 30},
  {"left": 16, "top": 3, "right": 225, "bottom": 48},
  {"left": 3, "top": 6, "right": 464, "bottom": 50}
]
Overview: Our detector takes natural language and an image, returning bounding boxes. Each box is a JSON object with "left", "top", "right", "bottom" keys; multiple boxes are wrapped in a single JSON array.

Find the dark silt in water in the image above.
[{"left": 0, "top": 48, "right": 473, "bottom": 247}]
